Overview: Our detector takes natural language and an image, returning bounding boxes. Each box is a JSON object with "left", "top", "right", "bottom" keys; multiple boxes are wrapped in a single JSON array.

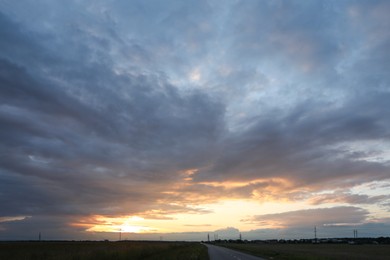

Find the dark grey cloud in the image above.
[
  {"left": 0, "top": 8, "right": 223, "bottom": 218},
  {"left": 0, "top": 215, "right": 85, "bottom": 240},
  {"left": 194, "top": 90, "right": 390, "bottom": 188},
  {"left": 309, "top": 192, "right": 390, "bottom": 205},
  {"left": 245, "top": 206, "right": 369, "bottom": 228}
]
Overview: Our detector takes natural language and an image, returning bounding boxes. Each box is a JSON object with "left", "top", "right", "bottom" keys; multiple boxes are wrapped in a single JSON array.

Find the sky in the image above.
[{"left": 0, "top": 0, "right": 389, "bottom": 241}]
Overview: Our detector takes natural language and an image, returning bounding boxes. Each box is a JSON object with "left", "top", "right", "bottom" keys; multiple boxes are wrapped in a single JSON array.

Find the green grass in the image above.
[
  {"left": 0, "top": 241, "right": 209, "bottom": 260},
  {"left": 219, "top": 243, "right": 390, "bottom": 260}
]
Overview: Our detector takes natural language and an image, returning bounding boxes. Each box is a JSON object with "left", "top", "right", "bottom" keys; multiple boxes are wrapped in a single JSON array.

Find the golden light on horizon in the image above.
[
  {"left": 73, "top": 177, "right": 314, "bottom": 234},
  {"left": 80, "top": 215, "right": 157, "bottom": 233},
  {"left": 80, "top": 198, "right": 311, "bottom": 234},
  {"left": 73, "top": 176, "right": 386, "bottom": 236}
]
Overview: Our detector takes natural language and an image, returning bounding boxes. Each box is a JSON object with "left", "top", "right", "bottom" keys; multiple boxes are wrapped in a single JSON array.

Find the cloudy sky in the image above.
[{"left": 1, "top": 0, "right": 389, "bottom": 241}]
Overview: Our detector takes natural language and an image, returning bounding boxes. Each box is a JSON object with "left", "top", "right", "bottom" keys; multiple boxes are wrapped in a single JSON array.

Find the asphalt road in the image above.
[{"left": 204, "top": 243, "right": 265, "bottom": 260}]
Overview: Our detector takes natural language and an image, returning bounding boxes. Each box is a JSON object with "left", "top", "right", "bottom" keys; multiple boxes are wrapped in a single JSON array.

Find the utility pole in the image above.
[
  {"left": 207, "top": 233, "right": 210, "bottom": 242},
  {"left": 239, "top": 233, "right": 242, "bottom": 241},
  {"left": 314, "top": 226, "right": 317, "bottom": 242},
  {"left": 353, "top": 229, "right": 358, "bottom": 239},
  {"left": 119, "top": 229, "right": 122, "bottom": 241}
]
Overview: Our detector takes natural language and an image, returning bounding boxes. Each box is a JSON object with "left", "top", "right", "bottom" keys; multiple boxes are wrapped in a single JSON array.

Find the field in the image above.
[
  {"left": 0, "top": 241, "right": 209, "bottom": 260},
  {"left": 2, "top": 240, "right": 390, "bottom": 260},
  {"left": 220, "top": 242, "right": 390, "bottom": 260}
]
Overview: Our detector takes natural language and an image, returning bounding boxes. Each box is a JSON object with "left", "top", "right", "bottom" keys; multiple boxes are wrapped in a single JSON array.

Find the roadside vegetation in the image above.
[
  {"left": 218, "top": 242, "right": 390, "bottom": 260},
  {"left": 0, "top": 241, "right": 209, "bottom": 260}
]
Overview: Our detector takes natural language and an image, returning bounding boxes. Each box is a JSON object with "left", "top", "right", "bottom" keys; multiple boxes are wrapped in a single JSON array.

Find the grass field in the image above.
[
  {"left": 220, "top": 243, "right": 390, "bottom": 260},
  {"left": 0, "top": 241, "right": 209, "bottom": 260}
]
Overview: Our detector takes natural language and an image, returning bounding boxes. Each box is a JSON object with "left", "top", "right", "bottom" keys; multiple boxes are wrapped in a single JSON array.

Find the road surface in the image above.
[{"left": 204, "top": 243, "right": 265, "bottom": 260}]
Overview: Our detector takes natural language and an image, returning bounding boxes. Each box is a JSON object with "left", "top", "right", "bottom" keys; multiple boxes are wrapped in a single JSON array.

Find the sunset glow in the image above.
[{"left": 85, "top": 216, "right": 156, "bottom": 233}]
